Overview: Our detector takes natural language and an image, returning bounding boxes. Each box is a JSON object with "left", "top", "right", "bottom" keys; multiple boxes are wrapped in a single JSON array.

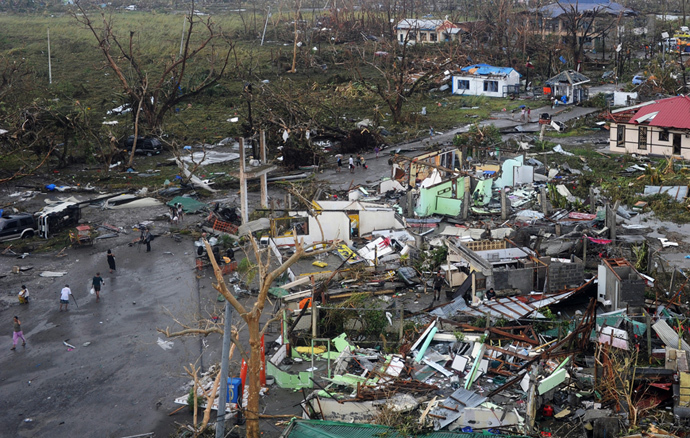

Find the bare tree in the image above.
[
  {"left": 73, "top": 1, "right": 233, "bottom": 165},
  {"left": 556, "top": 0, "right": 619, "bottom": 67},
  {"left": 161, "top": 234, "right": 337, "bottom": 438},
  {"left": 352, "top": 36, "right": 450, "bottom": 124}
]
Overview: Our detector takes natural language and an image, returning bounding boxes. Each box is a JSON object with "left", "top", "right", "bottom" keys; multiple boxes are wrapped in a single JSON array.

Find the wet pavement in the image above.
[{"left": 0, "top": 229, "right": 210, "bottom": 437}]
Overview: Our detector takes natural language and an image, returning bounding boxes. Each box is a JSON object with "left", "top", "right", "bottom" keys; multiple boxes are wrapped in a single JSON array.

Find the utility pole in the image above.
[
  {"left": 179, "top": 15, "right": 187, "bottom": 59},
  {"left": 47, "top": 28, "right": 52, "bottom": 85},
  {"left": 215, "top": 300, "right": 234, "bottom": 438}
]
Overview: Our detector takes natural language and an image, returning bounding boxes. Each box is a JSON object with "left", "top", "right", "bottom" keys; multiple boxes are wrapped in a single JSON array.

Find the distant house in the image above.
[
  {"left": 544, "top": 70, "right": 590, "bottom": 104},
  {"left": 597, "top": 258, "right": 646, "bottom": 310},
  {"left": 451, "top": 64, "right": 521, "bottom": 98},
  {"left": 608, "top": 95, "right": 690, "bottom": 159},
  {"left": 524, "top": 0, "right": 636, "bottom": 45},
  {"left": 395, "top": 19, "right": 464, "bottom": 44}
]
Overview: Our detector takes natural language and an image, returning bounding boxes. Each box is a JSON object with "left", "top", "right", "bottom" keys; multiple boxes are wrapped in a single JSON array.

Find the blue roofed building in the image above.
[{"left": 451, "top": 64, "right": 521, "bottom": 98}]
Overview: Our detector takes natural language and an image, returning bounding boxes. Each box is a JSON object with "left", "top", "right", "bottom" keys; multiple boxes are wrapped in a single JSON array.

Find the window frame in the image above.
[
  {"left": 638, "top": 126, "right": 648, "bottom": 150},
  {"left": 458, "top": 79, "right": 470, "bottom": 90},
  {"left": 616, "top": 125, "right": 625, "bottom": 146},
  {"left": 483, "top": 80, "right": 498, "bottom": 92}
]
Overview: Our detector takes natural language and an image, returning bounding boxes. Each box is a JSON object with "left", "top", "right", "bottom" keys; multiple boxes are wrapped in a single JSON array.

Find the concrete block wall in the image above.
[
  {"left": 548, "top": 258, "right": 584, "bottom": 292},
  {"left": 493, "top": 267, "right": 533, "bottom": 294}
]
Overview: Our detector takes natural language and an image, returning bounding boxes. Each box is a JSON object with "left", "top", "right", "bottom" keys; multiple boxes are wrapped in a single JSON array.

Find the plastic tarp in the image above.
[
  {"left": 166, "top": 196, "right": 207, "bottom": 213},
  {"left": 175, "top": 150, "right": 239, "bottom": 166}
]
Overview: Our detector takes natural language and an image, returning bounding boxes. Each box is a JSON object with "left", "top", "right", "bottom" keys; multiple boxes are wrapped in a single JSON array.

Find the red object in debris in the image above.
[{"left": 542, "top": 405, "right": 554, "bottom": 417}]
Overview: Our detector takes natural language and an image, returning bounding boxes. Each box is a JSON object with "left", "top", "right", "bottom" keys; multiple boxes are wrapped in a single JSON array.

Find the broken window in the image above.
[
  {"left": 617, "top": 125, "right": 625, "bottom": 146},
  {"left": 483, "top": 81, "right": 498, "bottom": 92},
  {"left": 430, "top": 32, "right": 437, "bottom": 42},
  {"left": 638, "top": 126, "right": 647, "bottom": 150},
  {"left": 457, "top": 80, "right": 470, "bottom": 90},
  {"left": 659, "top": 130, "right": 670, "bottom": 142},
  {"left": 420, "top": 32, "right": 427, "bottom": 41}
]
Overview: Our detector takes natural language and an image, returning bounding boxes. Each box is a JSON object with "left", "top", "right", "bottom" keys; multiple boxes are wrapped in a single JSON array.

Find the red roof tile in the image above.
[{"left": 631, "top": 95, "right": 690, "bottom": 129}]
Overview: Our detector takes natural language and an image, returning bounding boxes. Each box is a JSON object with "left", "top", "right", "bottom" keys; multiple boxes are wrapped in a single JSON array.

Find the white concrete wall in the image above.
[
  {"left": 359, "top": 210, "right": 403, "bottom": 235},
  {"left": 610, "top": 122, "right": 690, "bottom": 159},
  {"left": 452, "top": 72, "right": 519, "bottom": 98}
]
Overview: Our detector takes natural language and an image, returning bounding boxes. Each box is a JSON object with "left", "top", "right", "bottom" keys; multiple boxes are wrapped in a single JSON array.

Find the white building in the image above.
[
  {"left": 451, "top": 64, "right": 521, "bottom": 98},
  {"left": 395, "top": 19, "right": 463, "bottom": 44},
  {"left": 609, "top": 96, "right": 690, "bottom": 159}
]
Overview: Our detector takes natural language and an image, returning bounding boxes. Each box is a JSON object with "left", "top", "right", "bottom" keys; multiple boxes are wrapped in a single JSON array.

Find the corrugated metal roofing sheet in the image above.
[
  {"left": 536, "top": 1, "right": 634, "bottom": 19},
  {"left": 653, "top": 319, "right": 690, "bottom": 352},
  {"left": 282, "top": 418, "right": 526, "bottom": 438},
  {"left": 630, "top": 95, "right": 690, "bottom": 130},
  {"left": 396, "top": 18, "right": 444, "bottom": 30}
]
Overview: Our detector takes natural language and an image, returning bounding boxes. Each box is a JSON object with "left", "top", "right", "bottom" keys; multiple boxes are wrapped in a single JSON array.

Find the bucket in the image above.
[{"left": 12, "top": 266, "right": 20, "bottom": 274}]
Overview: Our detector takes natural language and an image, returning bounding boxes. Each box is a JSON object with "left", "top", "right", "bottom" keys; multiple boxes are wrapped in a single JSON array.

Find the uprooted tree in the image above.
[
  {"left": 161, "top": 232, "right": 336, "bottom": 438},
  {"left": 73, "top": 1, "right": 233, "bottom": 166}
]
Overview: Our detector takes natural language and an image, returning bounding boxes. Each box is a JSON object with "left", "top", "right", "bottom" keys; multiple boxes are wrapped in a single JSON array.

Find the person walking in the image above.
[
  {"left": 355, "top": 154, "right": 362, "bottom": 167},
  {"left": 142, "top": 228, "right": 152, "bottom": 252},
  {"left": 374, "top": 146, "right": 380, "bottom": 159},
  {"left": 11, "top": 316, "right": 26, "bottom": 350},
  {"left": 92, "top": 273, "right": 104, "bottom": 302},
  {"left": 176, "top": 203, "right": 184, "bottom": 222},
  {"left": 18, "top": 285, "right": 29, "bottom": 304},
  {"left": 59, "top": 285, "right": 72, "bottom": 312},
  {"left": 527, "top": 107, "right": 532, "bottom": 122},
  {"left": 433, "top": 271, "right": 444, "bottom": 301},
  {"left": 348, "top": 155, "right": 355, "bottom": 173},
  {"left": 361, "top": 155, "right": 367, "bottom": 170},
  {"left": 520, "top": 107, "right": 526, "bottom": 122},
  {"left": 336, "top": 155, "right": 342, "bottom": 173},
  {"left": 429, "top": 126, "right": 435, "bottom": 139},
  {"left": 107, "top": 249, "right": 116, "bottom": 273}
]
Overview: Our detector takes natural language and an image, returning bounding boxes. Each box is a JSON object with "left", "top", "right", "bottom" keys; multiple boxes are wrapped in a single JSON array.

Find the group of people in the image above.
[
  {"left": 336, "top": 154, "right": 368, "bottom": 173},
  {"left": 12, "top": 248, "right": 119, "bottom": 350},
  {"left": 169, "top": 203, "right": 184, "bottom": 225}
]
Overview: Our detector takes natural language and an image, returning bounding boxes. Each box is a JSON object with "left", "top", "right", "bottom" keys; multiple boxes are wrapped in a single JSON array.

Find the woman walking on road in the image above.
[
  {"left": 11, "top": 316, "right": 26, "bottom": 350},
  {"left": 107, "top": 249, "right": 116, "bottom": 273}
]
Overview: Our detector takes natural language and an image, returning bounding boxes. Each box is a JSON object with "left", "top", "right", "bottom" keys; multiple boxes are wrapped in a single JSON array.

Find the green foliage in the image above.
[
  {"left": 453, "top": 331, "right": 465, "bottom": 342},
  {"left": 186, "top": 387, "right": 204, "bottom": 412},
  {"left": 237, "top": 257, "right": 257, "bottom": 285},
  {"left": 453, "top": 124, "right": 502, "bottom": 149}
]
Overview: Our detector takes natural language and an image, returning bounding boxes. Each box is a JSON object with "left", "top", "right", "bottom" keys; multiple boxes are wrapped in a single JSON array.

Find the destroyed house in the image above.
[
  {"left": 597, "top": 258, "right": 646, "bottom": 310},
  {"left": 608, "top": 95, "right": 690, "bottom": 159},
  {"left": 446, "top": 239, "right": 584, "bottom": 296},
  {"left": 415, "top": 171, "right": 470, "bottom": 217},
  {"left": 451, "top": 64, "right": 521, "bottom": 98},
  {"left": 270, "top": 200, "right": 404, "bottom": 246},
  {"left": 545, "top": 70, "right": 590, "bottom": 104}
]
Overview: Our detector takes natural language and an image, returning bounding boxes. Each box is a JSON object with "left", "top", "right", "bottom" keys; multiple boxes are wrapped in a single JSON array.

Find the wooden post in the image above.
[
  {"left": 525, "top": 364, "right": 539, "bottom": 433},
  {"left": 462, "top": 181, "right": 470, "bottom": 220},
  {"left": 260, "top": 130, "right": 268, "bottom": 208},
  {"left": 501, "top": 190, "right": 508, "bottom": 220},
  {"left": 589, "top": 186, "right": 596, "bottom": 214},
  {"left": 399, "top": 305, "right": 404, "bottom": 342},
  {"left": 645, "top": 310, "right": 652, "bottom": 362},
  {"left": 583, "top": 236, "right": 587, "bottom": 267},
  {"left": 540, "top": 186, "right": 548, "bottom": 216},
  {"left": 239, "top": 138, "right": 249, "bottom": 225}
]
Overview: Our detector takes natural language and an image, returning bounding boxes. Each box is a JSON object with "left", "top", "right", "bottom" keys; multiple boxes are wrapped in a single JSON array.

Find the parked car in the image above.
[
  {"left": 632, "top": 75, "right": 647, "bottom": 85},
  {"left": 0, "top": 213, "right": 38, "bottom": 242},
  {"left": 124, "top": 135, "right": 163, "bottom": 156}
]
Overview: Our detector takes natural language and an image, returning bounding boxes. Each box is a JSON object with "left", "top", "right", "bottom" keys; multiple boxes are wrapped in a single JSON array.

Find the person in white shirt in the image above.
[
  {"left": 59, "top": 285, "right": 72, "bottom": 312},
  {"left": 18, "top": 285, "right": 29, "bottom": 304},
  {"left": 348, "top": 155, "right": 355, "bottom": 173}
]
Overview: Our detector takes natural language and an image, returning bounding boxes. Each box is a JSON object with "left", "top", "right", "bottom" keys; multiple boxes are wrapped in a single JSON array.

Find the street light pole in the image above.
[{"left": 215, "top": 299, "right": 233, "bottom": 438}]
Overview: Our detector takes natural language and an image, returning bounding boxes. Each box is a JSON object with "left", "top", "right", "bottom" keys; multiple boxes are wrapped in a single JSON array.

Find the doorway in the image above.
[{"left": 673, "top": 133, "right": 682, "bottom": 155}]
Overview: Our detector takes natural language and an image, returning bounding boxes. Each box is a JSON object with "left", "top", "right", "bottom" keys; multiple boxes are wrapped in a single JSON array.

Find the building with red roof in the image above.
[{"left": 609, "top": 95, "right": 690, "bottom": 158}]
